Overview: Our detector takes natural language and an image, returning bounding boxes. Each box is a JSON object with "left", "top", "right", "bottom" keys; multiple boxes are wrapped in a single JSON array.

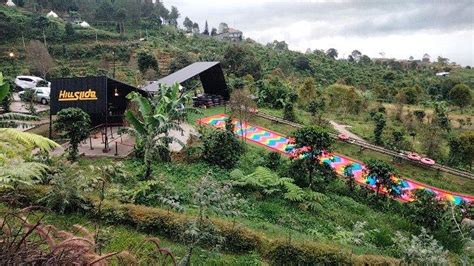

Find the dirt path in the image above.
[{"left": 329, "top": 120, "right": 366, "bottom": 142}]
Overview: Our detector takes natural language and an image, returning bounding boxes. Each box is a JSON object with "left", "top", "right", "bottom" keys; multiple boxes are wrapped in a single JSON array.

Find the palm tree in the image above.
[
  {"left": 0, "top": 72, "right": 58, "bottom": 189},
  {"left": 124, "top": 83, "right": 198, "bottom": 179}
]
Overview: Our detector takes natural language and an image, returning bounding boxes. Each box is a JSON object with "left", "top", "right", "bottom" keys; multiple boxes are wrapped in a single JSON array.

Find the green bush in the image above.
[
  {"left": 11, "top": 186, "right": 399, "bottom": 263},
  {"left": 266, "top": 240, "right": 350, "bottom": 264},
  {"left": 202, "top": 129, "right": 243, "bottom": 169},
  {"left": 263, "top": 151, "right": 283, "bottom": 170}
]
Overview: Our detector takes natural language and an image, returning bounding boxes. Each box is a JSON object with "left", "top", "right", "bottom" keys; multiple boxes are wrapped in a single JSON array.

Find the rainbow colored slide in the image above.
[{"left": 197, "top": 114, "right": 473, "bottom": 205}]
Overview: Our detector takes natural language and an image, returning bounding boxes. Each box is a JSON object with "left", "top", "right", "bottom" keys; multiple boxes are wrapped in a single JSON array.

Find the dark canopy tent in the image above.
[
  {"left": 50, "top": 76, "right": 146, "bottom": 127},
  {"left": 142, "top": 61, "right": 229, "bottom": 100}
]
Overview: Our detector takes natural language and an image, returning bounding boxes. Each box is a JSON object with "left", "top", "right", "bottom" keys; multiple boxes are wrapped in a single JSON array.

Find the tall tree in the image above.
[
  {"left": 372, "top": 112, "right": 386, "bottom": 145},
  {"left": 222, "top": 45, "right": 262, "bottom": 79},
  {"left": 449, "top": 83, "right": 472, "bottom": 112},
  {"left": 364, "top": 159, "right": 401, "bottom": 197},
  {"left": 432, "top": 101, "right": 450, "bottom": 131},
  {"left": 229, "top": 88, "right": 257, "bottom": 142},
  {"left": 350, "top": 50, "right": 362, "bottom": 62},
  {"left": 192, "top": 22, "right": 199, "bottom": 34},
  {"left": 31, "top": 15, "right": 49, "bottom": 46},
  {"left": 290, "top": 126, "right": 333, "bottom": 189},
  {"left": 448, "top": 132, "right": 474, "bottom": 170},
  {"left": 95, "top": 0, "right": 116, "bottom": 21},
  {"left": 26, "top": 40, "right": 55, "bottom": 79},
  {"left": 183, "top": 16, "right": 193, "bottom": 32},
  {"left": 326, "top": 48, "right": 338, "bottom": 59},
  {"left": 210, "top": 27, "right": 217, "bottom": 36},
  {"left": 421, "top": 125, "right": 442, "bottom": 159},
  {"left": 203, "top": 20, "right": 209, "bottom": 35},
  {"left": 168, "top": 6, "right": 180, "bottom": 26}
]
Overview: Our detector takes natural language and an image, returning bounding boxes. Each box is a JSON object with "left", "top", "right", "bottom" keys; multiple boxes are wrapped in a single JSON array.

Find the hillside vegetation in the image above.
[{"left": 0, "top": 2, "right": 473, "bottom": 265}]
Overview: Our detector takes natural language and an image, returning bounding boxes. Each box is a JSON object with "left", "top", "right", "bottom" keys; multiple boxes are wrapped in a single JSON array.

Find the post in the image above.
[
  {"left": 49, "top": 108, "right": 53, "bottom": 139},
  {"left": 115, "top": 142, "right": 118, "bottom": 156},
  {"left": 89, "top": 136, "right": 94, "bottom": 150},
  {"left": 103, "top": 133, "right": 108, "bottom": 153},
  {"left": 112, "top": 51, "right": 116, "bottom": 78}
]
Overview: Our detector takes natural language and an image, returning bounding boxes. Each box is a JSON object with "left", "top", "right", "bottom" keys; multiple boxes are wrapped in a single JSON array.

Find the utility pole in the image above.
[{"left": 112, "top": 50, "right": 116, "bottom": 78}]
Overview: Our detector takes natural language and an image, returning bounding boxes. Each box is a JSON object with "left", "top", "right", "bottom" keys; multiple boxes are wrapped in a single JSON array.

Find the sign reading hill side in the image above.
[
  {"left": 51, "top": 76, "right": 108, "bottom": 125},
  {"left": 58, "top": 89, "right": 98, "bottom": 101}
]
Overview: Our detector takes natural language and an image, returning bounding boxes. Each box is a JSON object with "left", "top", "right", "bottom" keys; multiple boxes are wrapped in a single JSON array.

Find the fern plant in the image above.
[
  {"left": 0, "top": 73, "right": 59, "bottom": 189},
  {"left": 0, "top": 129, "right": 58, "bottom": 189},
  {"left": 233, "top": 166, "right": 326, "bottom": 212}
]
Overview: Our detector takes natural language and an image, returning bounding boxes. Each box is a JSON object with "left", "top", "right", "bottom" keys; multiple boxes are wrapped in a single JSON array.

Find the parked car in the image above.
[
  {"left": 14, "top": 76, "right": 50, "bottom": 90},
  {"left": 19, "top": 87, "right": 51, "bottom": 105}
]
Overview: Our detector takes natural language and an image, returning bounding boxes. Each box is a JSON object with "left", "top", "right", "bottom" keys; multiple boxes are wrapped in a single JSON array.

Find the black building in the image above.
[{"left": 50, "top": 76, "right": 145, "bottom": 126}]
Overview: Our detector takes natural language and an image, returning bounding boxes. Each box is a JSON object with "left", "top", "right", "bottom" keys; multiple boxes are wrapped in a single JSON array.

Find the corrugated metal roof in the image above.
[{"left": 142, "top": 62, "right": 220, "bottom": 92}]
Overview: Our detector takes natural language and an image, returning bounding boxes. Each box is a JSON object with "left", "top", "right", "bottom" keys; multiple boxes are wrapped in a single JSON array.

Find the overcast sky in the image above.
[{"left": 163, "top": 0, "right": 474, "bottom": 66}]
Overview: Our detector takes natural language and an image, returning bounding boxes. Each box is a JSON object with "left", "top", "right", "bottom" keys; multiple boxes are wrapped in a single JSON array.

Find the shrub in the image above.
[
  {"left": 12, "top": 187, "right": 398, "bottom": 263},
  {"left": 264, "top": 151, "right": 282, "bottom": 170},
  {"left": 266, "top": 240, "right": 350, "bottom": 264},
  {"left": 392, "top": 229, "right": 448, "bottom": 264},
  {"left": 54, "top": 108, "right": 91, "bottom": 161},
  {"left": 202, "top": 129, "right": 243, "bottom": 169},
  {"left": 137, "top": 51, "right": 159, "bottom": 73}
]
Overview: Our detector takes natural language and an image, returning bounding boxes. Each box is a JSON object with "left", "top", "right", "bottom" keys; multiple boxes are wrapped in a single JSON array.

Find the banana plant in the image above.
[{"left": 124, "top": 83, "right": 199, "bottom": 179}]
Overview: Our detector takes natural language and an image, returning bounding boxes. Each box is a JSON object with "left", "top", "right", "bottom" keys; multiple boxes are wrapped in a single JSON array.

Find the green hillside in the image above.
[{"left": 1, "top": 2, "right": 473, "bottom": 265}]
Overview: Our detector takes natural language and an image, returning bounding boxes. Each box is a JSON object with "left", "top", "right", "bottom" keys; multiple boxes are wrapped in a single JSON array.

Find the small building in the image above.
[
  {"left": 79, "top": 21, "right": 91, "bottom": 28},
  {"left": 47, "top": 11, "right": 59, "bottom": 18},
  {"left": 5, "top": 0, "right": 15, "bottom": 7},
  {"left": 216, "top": 28, "right": 243, "bottom": 42},
  {"left": 50, "top": 76, "right": 146, "bottom": 126},
  {"left": 142, "top": 62, "right": 229, "bottom": 100}
]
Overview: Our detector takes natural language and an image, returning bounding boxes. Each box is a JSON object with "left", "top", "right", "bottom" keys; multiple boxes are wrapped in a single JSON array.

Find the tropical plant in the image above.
[
  {"left": 124, "top": 83, "right": 197, "bottom": 179},
  {"left": 392, "top": 228, "right": 448, "bottom": 264},
  {"left": 121, "top": 177, "right": 183, "bottom": 211},
  {"left": 0, "top": 75, "right": 58, "bottom": 189},
  {"left": 54, "top": 108, "right": 91, "bottom": 161},
  {"left": 233, "top": 166, "right": 325, "bottom": 211}
]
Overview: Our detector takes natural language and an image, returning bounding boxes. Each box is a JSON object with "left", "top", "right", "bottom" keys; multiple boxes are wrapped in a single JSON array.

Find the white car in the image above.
[
  {"left": 19, "top": 87, "right": 51, "bottom": 105},
  {"left": 14, "top": 76, "right": 50, "bottom": 90}
]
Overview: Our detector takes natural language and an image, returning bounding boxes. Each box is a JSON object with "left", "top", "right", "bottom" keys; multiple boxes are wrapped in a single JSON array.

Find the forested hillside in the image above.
[
  {"left": 1, "top": 1, "right": 473, "bottom": 265},
  {"left": 1, "top": 1, "right": 472, "bottom": 170}
]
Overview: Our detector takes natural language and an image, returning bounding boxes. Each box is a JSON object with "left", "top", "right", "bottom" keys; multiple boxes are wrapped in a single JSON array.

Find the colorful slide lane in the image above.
[{"left": 197, "top": 114, "right": 474, "bottom": 205}]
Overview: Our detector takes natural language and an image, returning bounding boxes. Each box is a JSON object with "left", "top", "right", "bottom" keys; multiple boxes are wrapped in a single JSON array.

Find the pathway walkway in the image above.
[
  {"left": 198, "top": 114, "right": 473, "bottom": 205},
  {"left": 329, "top": 120, "right": 366, "bottom": 142}
]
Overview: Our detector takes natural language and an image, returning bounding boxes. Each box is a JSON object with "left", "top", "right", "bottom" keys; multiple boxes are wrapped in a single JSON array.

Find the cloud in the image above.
[{"left": 164, "top": 0, "right": 474, "bottom": 65}]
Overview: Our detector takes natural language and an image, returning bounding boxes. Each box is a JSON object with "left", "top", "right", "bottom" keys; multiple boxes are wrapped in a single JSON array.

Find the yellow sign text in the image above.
[{"left": 58, "top": 89, "right": 98, "bottom": 101}]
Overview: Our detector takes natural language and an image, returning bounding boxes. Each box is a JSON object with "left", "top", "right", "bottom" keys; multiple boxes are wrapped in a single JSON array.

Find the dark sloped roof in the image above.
[{"left": 142, "top": 62, "right": 220, "bottom": 92}]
